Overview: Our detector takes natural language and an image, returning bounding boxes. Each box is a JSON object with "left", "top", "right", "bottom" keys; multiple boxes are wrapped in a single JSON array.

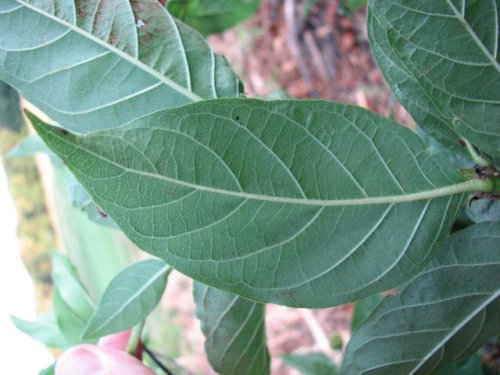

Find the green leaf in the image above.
[
  {"left": 38, "top": 363, "right": 55, "bottom": 375},
  {"left": 367, "top": 10, "right": 466, "bottom": 157},
  {"left": 436, "top": 354, "right": 483, "bottom": 375},
  {"left": 368, "top": 0, "right": 500, "bottom": 159},
  {"left": 52, "top": 287, "right": 95, "bottom": 345},
  {"left": 82, "top": 259, "right": 170, "bottom": 339},
  {"left": 29, "top": 98, "right": 484, "bottom": 307},
  {"left": 0, "top": 0, "right": 241, "bottom": 133},
  {"left": 282, "top": 352, "right": 338, "bottom": 375},
  {"left": 194, "top": 283, "right": 270, "bottom": 375},
  {"left": 64, "top": 169, "right": 118, "bottom": 229},
  {"left": 466, "top": 200, "right": 500, "bottom": 224},
  {"left": 51, "top": 252, "right": 96, "bottom": 344},
  {"left": 6, "top": 135, "right": 116, "bottom": 227},
  {"left": 50, "top": 166, "right": 131, "bottom": 300},
  {"left": 341, "top": 222, "right": 500, "bottom": 375},
  {"left": 50, "top": 252, "right": 96, "bottom": 324},
  {"left": 167, "top": 0, "right": 260, "bottom": 36},
  {"left": 0, "top": 80, "right": 23, "bottom": 131},
  {"left": 350, "top": 293, "right": 383, "bottom": 332},
  {"left": 341, "top": 0, "right": 367, "bottom": 14},
  {"left": 10, "top": 314, "right": 70, "bottom": 349}
]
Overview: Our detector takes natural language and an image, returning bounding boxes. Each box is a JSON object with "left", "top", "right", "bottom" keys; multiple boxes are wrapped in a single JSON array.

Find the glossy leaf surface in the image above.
[
  {"left": 29, "top": 99, "right": 477, "bottom": 307},
  {"left": 194, "top": 283, "right": 270, "bottom": 375},
  {"left": 0, "top": 0, "right": 241, "bottom": 133},
  {"left": 342, "top": 222, "right": 500, "bottom": 375}
]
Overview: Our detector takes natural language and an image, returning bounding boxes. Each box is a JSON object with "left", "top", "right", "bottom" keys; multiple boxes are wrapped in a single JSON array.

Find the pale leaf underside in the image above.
[
  {"left": 83, "top": 259, "right": 169, "bottom": 339},
  {"left": 194, "top": 283, "right": 270, "bottom": 375},
  {"left": 0, "top": 0, "right": 241, "bottom": 133},
  {"left": 29, "top": 99, "right": 473, "bottom": 307},
  {"left": 342, "top": 222, "right": 500, "bottom": 375},
  {"left": 369, "top": 0, "right": 500, "bottom": 158}
]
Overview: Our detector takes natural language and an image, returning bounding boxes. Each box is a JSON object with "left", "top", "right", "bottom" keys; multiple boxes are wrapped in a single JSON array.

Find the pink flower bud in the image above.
[{"left": 55, "top": 345, "right": 154, "bottom": 375}]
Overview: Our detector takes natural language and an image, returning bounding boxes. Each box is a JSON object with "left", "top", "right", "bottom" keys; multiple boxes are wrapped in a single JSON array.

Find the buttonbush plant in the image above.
[{"left": 1, "top": 0, "right": 499, "bottom": 374}]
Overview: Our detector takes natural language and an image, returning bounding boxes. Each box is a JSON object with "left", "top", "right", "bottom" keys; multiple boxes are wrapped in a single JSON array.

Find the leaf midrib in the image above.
[
  {"left": 445, "top": 0, "right": 500, "bottom": 73},
  {"left": 389, "top": 0, "right": 500, "bottom": 73},
  {"left": 84, "top": 264, "right": 169, "bottom": 337},
  {"left": 38, "top": 122, "right": 488, "bottom": 207},
  {"left": 15, "top": 0, "right": 203, "bottom": 102},
  {"left": 409, "top": 290, "right": 500, "bottom": 375}
]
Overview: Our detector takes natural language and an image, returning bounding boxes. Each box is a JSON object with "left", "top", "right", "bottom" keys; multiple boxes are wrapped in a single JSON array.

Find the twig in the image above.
[
  {"left": 143, "top": 344, "right": 175, "bottom": 375},
  {"left": 298, "top": 308, "right": 341, "bottom": 365},
  {"left": 284, "top": 0, "right": 312, "bottom": 83},
  {"left": 304, "top": 30, "right": 329, "bottom": 81},
  {"left": 463, "top": 138, "right": 491, "bottom": 167},
  {"left": 126, "top": 321, "right": 145, "bottom": 356}
]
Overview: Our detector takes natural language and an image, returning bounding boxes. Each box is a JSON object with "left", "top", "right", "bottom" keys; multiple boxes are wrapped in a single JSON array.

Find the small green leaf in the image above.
[
  {"left": 52, "top": 287, "right": 95, "bottom": 345},
  {"left": 167, "top": 0, "right": 260, "bottom": 36},
  {"left": 50, "top": 166, "right": 131, "bottom": 300},
  {"left": 466, "top": 200, "right": 500, "bottom": 224},
  {"left": 369, "top": 0, "right": 500, "bottom": 159},
  {"left": 38, "top": 363, "right": 55, "bottom": 375},
  {"left": 282, "top": 352, "right": 338, "bottom": 375},
  {"left": 342, "top": 222, "right": 500, "bottom": 375},
  {"left": 50, "top": 252, "right": 96, "bottom": 344},
  {"left": 350, "top": 293, "right": 383, "bottom": 332},
  {"left": 28, "top": 98, "right": 484, "bottom": 307},
  {"left": 0, "top": 0, "right": 241, "bottom": 133},
  {"left": 11, "top": 314, "right": 69, "bottom": 349},
  {"left": 341, "top": 0, "right": 367, "bottom": 14},
  {"left": 50, "top": 252, "right": 96, "bottom": 323},
  {"left": 82, "top": 259, "right": 170, "bottom": 339},
  {"left": 64, "top": 169, "right": 118, "bottom": 229},
  {"left": 194, "top": 283, "right": 270, "bottom": 375}
]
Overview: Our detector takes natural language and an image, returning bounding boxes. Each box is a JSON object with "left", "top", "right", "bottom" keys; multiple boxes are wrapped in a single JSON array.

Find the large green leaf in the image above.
[
  {"left": 368, "top": 0, "right": 500, "bottom": 159},
  {"left": 194, "top": 283, "right": 270, "bottom": 375},
  {"left": 167, "top": 0, "right": 260, "bottom": 36},
  {"left": 0, "top": 0, "right": 241, "bottom": 133},
  {"left": 341, "top": 222, "right": 500, "bottom": 375},
  {"left": 367, "top": 10, "right": 465, "bottom": 156},
  {"left": 436, "top": 354, "right": 483, "bottom": 375},
  {"left": 82, "top": 259, "right": 170, "bottom": 339},
  {"left": 29, "top": 99, "right": 491, "bottom": 307}
]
